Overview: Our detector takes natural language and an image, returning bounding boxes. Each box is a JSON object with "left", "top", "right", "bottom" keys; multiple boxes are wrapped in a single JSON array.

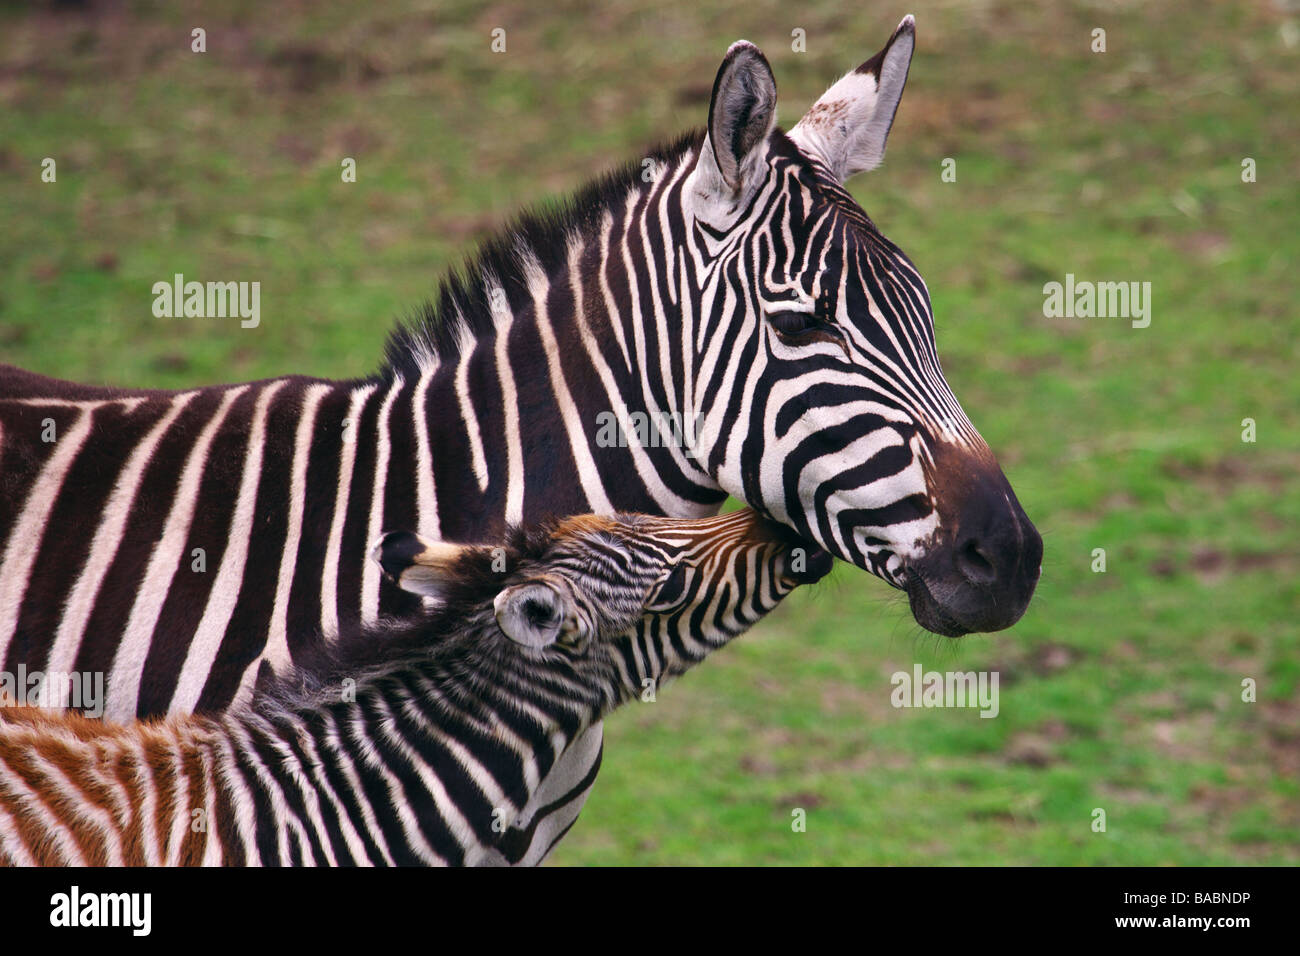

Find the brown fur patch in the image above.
[
  {"left": 799, "top": 98, "right": 852, "bottom": 132},
  {"left": 549, "top": 513, "right": 623, "bottom": 540},
  {"left": 0, "top": 706, "right": 220, "bottom": 866}
]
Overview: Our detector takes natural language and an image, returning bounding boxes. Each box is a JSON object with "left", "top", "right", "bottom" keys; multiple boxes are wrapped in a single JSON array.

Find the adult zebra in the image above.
[{"left": 0, "top": 17, "right": 1040, "bottom": 864}]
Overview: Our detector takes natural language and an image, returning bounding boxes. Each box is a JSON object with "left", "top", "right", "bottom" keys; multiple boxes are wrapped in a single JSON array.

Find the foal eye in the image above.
[{"left": 648, "top": 564, "right": 690, "bottom": 609}]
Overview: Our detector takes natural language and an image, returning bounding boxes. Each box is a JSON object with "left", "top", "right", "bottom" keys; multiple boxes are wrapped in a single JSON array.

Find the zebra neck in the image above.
[
  {"left": 365, "top": 140, "right": 727, "bottom": 540},
  {"left": 385, "top": 320, "right": 726, "bottom": 548}
]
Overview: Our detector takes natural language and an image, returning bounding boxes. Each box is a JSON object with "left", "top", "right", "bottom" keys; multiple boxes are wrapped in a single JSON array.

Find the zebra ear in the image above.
[
  {"left": 493, "top": 579, "right": 580, "bottom": 649},
  {"left": 696, "top": 40, "right": 778, "bottom": 198},
  {"left": 789, "top": 15, "right": 915, "bottom": 182},
  {"left": 373, "top": 531, "right": 469, "bottom": 601}
]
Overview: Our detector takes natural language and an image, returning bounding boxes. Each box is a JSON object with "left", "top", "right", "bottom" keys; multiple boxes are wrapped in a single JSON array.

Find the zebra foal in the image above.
[{"left": 0, "top": 509, "right": 829, "bottom": 866}]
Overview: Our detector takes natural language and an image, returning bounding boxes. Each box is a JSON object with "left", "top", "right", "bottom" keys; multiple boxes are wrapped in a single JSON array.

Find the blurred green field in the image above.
[{"left": 1, "top": 0, "right": 1296, "bottom": 864}]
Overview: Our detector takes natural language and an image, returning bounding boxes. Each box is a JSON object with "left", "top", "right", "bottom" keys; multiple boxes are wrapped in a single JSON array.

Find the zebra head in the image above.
[
  {"left": 376, "top": 509, "right": 831, "bottom": 710},
  {"left": 681, "top": 17, "right": 1042, "bottom": 637}
]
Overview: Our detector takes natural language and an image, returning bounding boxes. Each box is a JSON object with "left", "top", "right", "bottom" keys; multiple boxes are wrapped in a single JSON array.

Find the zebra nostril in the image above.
[{"left": 954, "top": 538, "right": 998, "bottom": 587}]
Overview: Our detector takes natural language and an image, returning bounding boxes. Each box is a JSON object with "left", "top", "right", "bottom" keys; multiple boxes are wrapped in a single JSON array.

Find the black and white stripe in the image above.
[
  {"left": 0, "top": 509, "right": 823, "bottom": 866},
  {"left": 0, "top": 18, "right": 1039, "bottom": 865}
]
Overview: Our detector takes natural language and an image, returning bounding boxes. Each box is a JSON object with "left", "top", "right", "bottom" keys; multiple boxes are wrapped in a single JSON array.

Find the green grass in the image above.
[{"left": 1, "top": 0, "right": 1296, "bottom": 864}]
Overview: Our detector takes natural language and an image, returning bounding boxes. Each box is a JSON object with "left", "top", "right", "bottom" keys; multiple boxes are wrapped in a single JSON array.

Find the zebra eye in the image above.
[
  {"left": 766, "top": 308, "right": 820, "bottom": 337},
  {"left": 765, "top": 309, "right": 845, "bottom": 352},
  {"left": 647, "top": 564, "right": 691, "bottom": 610}
]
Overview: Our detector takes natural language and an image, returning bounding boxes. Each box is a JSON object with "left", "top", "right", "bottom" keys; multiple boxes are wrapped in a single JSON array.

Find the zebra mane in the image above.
[{"left": 378, "top": 129, "right": 706, "bottom": 380}]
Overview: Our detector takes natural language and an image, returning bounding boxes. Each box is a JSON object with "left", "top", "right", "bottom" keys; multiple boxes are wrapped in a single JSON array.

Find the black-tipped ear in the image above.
[
  {"left": 373, "top": 530, "right": 469, "bottom": 600},
  {"left": 789, "top": 15, "right": 915, "bottom": 181},
  {"left": 376, "top": 531, "right": 425, "bottom": 579},
  {"left": 493, "top": 579, "right": 581, "bottom": 649},
  {"left": 704, "top": 40, "right": 778, "bottom": 192}
]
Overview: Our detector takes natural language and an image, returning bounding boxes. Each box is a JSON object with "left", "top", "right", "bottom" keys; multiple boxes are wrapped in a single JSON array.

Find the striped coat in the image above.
[
  {"left": 0, "top": 17, "right": 1040, "bottom": 864},
  {"left": 0, "top": 509, "right": 828, "bottom": 866}
]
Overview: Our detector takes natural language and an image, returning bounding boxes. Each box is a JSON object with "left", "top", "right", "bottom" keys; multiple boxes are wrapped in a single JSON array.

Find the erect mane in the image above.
[{"left": 378, "top": 129, "right": 706, "bottom": 380}]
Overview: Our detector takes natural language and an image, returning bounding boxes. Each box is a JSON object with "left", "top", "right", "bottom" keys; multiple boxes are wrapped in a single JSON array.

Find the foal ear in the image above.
[
  {"left": 789, "top": 15, "right": 915, "bottom": 182},
  {"left": 494, "top": 578, "right": 582, "bottom": 649},
  {"left": 693, "top": 40, "right": 778, "bottom": 202},
  {"left": 373, "top": 531, "right": 470, "bottom": 601}
]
